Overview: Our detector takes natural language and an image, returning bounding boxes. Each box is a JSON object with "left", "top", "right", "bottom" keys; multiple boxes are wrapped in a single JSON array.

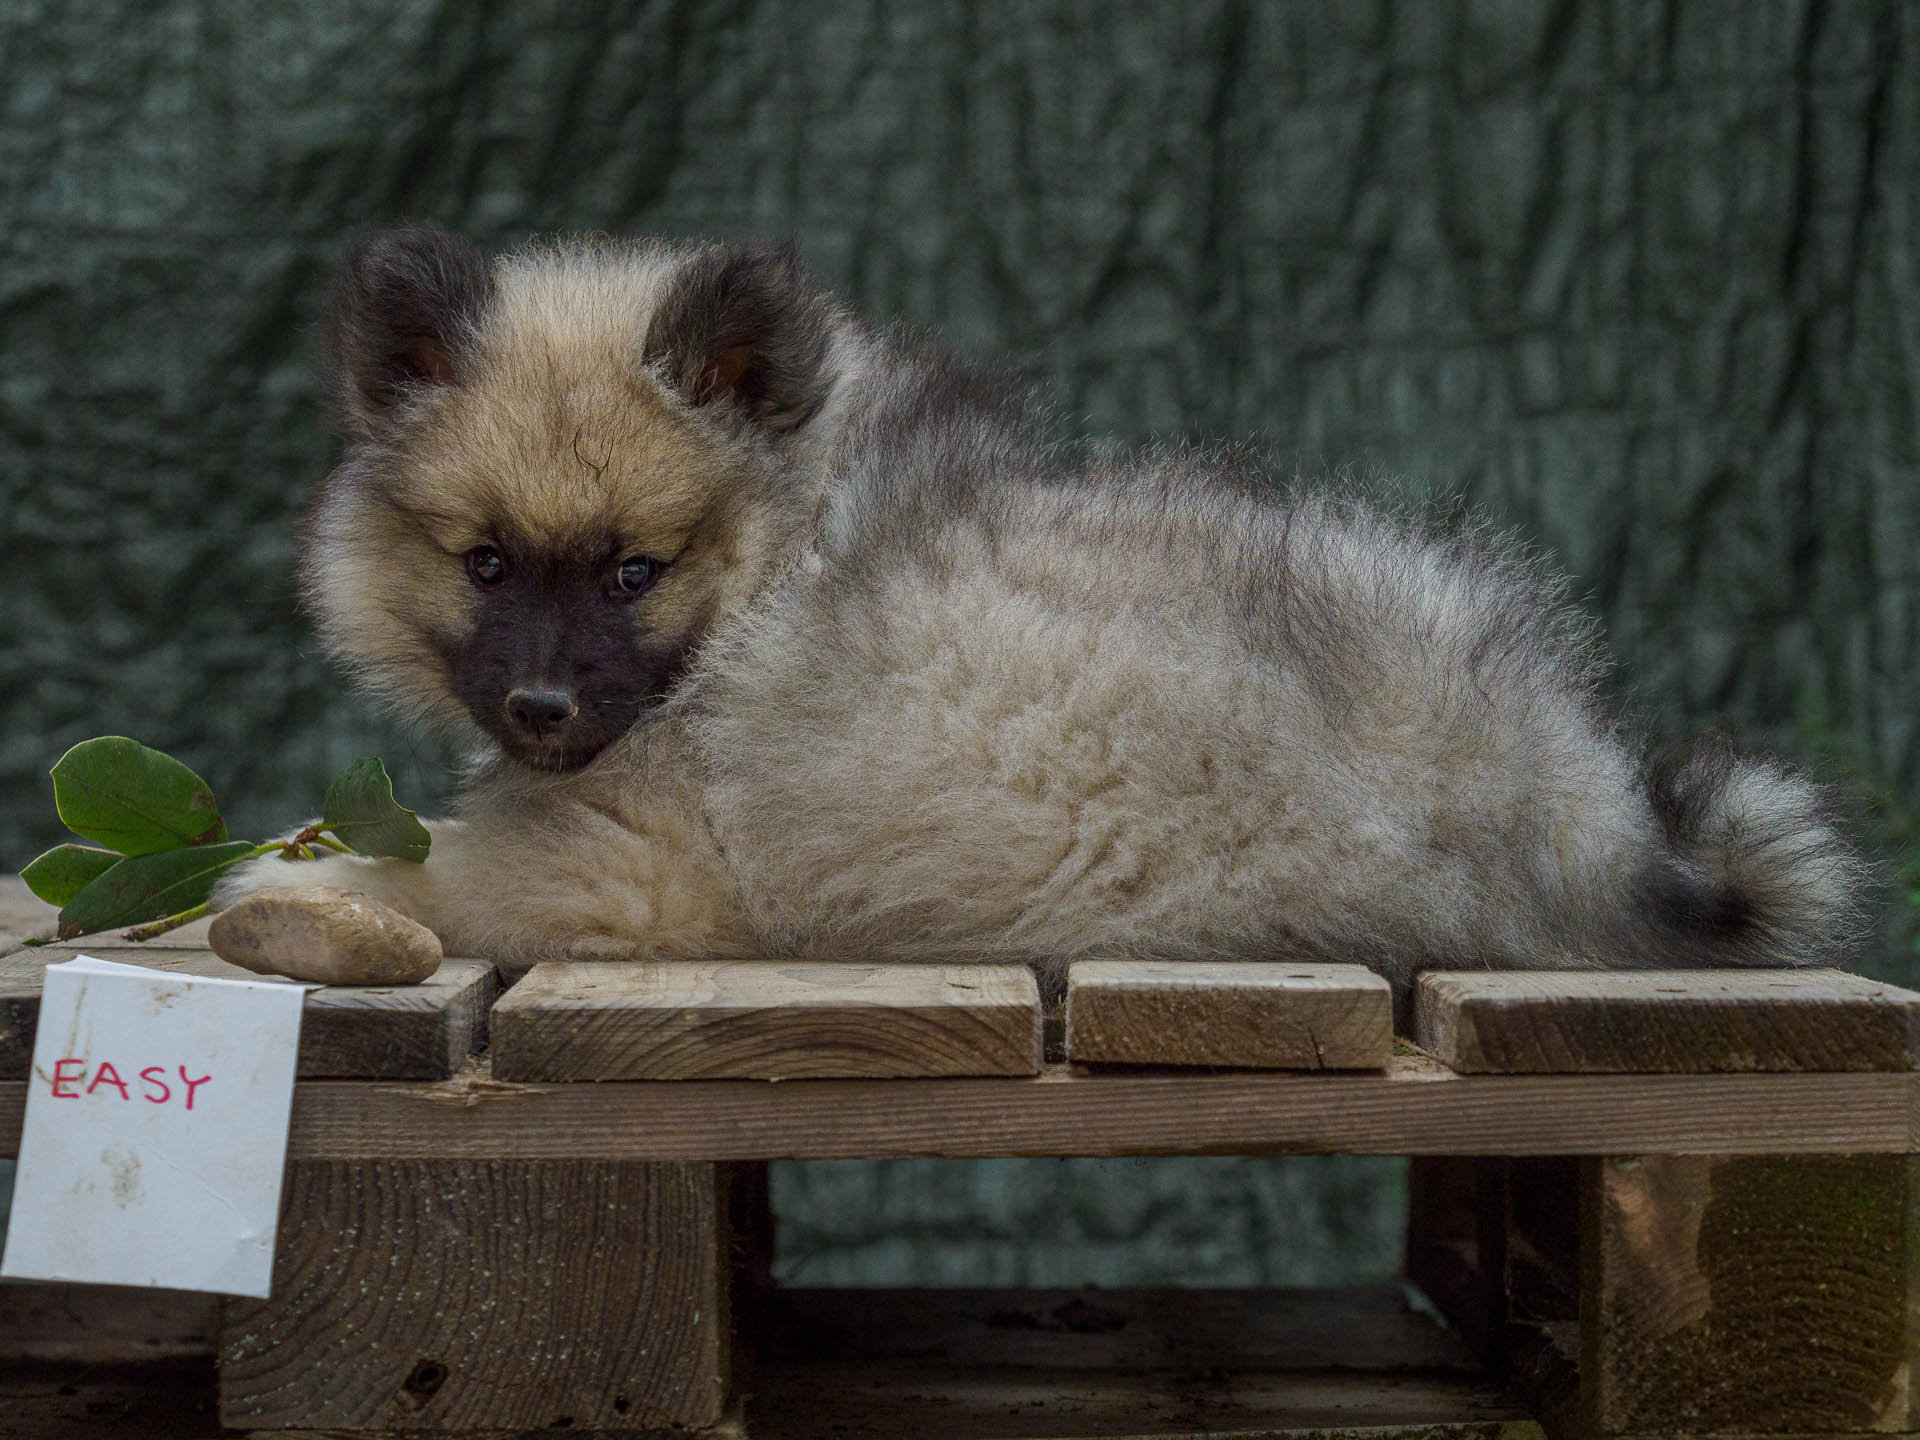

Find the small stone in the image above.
[{"left": 210, "top": 885, "right": 443, "bottom": 985}]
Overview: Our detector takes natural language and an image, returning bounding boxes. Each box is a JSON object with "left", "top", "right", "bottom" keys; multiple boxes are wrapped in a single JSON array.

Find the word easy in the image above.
[{"left": 45, "top": 1059, "right": 213, "bottom": 1110}]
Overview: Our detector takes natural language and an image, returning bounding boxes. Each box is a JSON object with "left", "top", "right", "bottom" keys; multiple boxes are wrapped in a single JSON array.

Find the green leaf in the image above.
[
  {"left": 50, "top": 737, "right": 227, "bottom": 855},
  {"left": 21, "top": 844, "right": 123, "bottom": 907},
  {"left": 321, "top": 757, "right": 431, "bottom": 863},
  {"left": 57, "top": 841, "right": 258, "bottom": 938}
]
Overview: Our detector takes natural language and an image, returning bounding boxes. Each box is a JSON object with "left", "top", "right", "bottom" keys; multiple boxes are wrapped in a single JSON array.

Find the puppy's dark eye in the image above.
[
  {"left": 616, "top": 556, "right": 661, "bottom": 594},
  {"left": 465, "top": 546, "right": 506, "bottom": 586}
]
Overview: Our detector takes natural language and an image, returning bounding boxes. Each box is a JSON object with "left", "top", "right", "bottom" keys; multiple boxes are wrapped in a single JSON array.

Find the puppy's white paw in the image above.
[{"left": 210, "top": 850, "right": 380, "bottom": 910}]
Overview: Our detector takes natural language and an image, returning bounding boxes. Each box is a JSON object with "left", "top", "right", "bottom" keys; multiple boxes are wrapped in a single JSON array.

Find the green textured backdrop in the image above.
[{"left": 4, "top": 0, "right": 1916, "bottom": 1285}]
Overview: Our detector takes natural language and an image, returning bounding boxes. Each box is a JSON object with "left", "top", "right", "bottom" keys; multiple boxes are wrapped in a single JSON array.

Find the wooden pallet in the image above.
[{"left": 1, "top": 907, "right": 1915, "bottom": 1438}]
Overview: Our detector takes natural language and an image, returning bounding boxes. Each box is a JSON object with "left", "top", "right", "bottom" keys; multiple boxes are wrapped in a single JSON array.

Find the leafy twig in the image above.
[
  {"left": 20, "top": 738, "right": 431, "bottom": 941},
  {"left": 123, "top": 901, "right": 211, "bottom": 941}
]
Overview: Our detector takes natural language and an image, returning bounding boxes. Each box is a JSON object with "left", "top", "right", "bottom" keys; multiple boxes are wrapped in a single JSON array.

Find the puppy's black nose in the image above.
[{"left": 506, "top": 686, "right": 577, "bottom": 737}]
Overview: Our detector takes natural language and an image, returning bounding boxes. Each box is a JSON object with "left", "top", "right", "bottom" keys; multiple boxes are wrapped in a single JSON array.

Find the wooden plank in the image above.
[
  {"left": 1414, "top": 968, "right": 1920, "bottom": 1073},
  {"left": 42, "top": 914, "right": 217, "bottom": 948},
  {"left": 5, "top": 1058, "right": 1911, "bottom": 1161},
  {"left": 1582, "top": 1154, "right": 1918, "bottom": 1435},
  {"left": 218, "top": 1159, "right": 736, "bottom": 1431},
  {"left": 1065, "top": 960, "right": 1391, "bottom": 1069},
  {"left": 491, "top": 959, "right": 1042, "bottom": 1080},
  {"left": 748, "top": 1286, "right": 1543, "bottom": 1439},
  {"left": 0, "top": 944, "right": 494, "bottom": 1080}
]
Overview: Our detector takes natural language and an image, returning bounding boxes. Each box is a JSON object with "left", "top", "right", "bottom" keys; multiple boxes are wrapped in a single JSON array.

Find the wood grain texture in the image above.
[
  {"left": 0, "top": 943, "right": 494, "bottom": 1080},
  {"left": 491, "top": 960, "right": 1042, "bottom": 1081},
  {"left": 1414, "top": 969, "right": 1920, "bottom": 1073},
  {"left": 51, "top": 915, "right": 217, "bottom": 948},
  {"left": 218, "top": 1160, "right": 734, "bottom": 1431},
  {"left": 747, "top": 1285, "right": 1542, "bottom": 1438},
  {"left": 6, "top": 1058, "right": 1910, "bottom": 1161},
  {"left": 1582, "top": 1154, "right": 1918, "bottom": 1434},
  {"left": 1065, "top": 960, "right": 1391, "bottom": 1069}
]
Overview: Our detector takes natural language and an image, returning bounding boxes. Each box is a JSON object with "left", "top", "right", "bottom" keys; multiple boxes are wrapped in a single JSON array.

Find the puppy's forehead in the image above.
[{"left": 399, "top": 252, "right": 717, "bottom": 550}]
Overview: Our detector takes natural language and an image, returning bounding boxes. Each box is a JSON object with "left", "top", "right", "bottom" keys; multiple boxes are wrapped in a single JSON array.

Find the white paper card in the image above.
[{"left": 0, "top": 954, "right": 308, "bottom": 1297}]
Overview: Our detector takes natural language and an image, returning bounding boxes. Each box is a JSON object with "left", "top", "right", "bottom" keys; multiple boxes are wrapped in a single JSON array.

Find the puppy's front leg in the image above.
[
  {"left": 212, "top": 802, "right": 750, "bottom": 965},
  {"left": 211, "top": 817, "right": 466, "bottom": 934}
]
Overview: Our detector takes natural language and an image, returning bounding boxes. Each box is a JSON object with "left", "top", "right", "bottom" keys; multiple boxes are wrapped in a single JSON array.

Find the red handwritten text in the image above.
[{"left": 48, "top": 1059, "right": 212, "bottom": 1110}]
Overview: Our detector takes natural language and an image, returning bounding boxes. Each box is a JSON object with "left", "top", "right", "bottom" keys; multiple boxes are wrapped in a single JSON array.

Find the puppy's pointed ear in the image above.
[
  {"left": 330, "top": 223, "right": 493, "bottom": 438},
  {"left": 642, "top": 244, "right": 837, "bottom": 430}
]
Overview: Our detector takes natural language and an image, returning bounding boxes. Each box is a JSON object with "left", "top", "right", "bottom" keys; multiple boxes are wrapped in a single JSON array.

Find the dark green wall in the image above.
[{"left": 4, "top": 0, "right": 1915, "bottom": 1283}]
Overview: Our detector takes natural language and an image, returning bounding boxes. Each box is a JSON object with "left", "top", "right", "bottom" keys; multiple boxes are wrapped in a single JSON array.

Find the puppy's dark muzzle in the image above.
[{"left": 505, "top": 686, "right": 578, "bottom": 739}]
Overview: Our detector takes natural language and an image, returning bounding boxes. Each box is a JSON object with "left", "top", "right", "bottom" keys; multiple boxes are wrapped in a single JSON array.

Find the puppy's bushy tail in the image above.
[{"left": 1636, "top": 736, "right": 1871, "bottom": 968}]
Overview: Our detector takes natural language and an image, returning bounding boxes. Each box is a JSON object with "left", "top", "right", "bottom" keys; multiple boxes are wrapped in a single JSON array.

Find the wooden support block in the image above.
[
  {"left": 491, "top": 960, "right": 1042, "bottom": 1081},
  {"left": 1414, "top": 968, "right": 1920, "bottom": 1073},
  {"left": 1065, "top": 960, "right": 1392, "bottom": 1069},
  {"left": 1582, "top": 1153, "right": 1917, "bottom": 1435},
  {"left": 0, "top": 944, "right": 495, "bottom": 1079},
  {"left": 219, "top": 1159, "right": 737, "bottom": 1431}
]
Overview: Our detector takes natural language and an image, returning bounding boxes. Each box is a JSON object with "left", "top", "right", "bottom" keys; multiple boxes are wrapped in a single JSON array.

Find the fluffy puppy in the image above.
[{"left": 215, "top": 224, "right": 1867, "bottom": 992}]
